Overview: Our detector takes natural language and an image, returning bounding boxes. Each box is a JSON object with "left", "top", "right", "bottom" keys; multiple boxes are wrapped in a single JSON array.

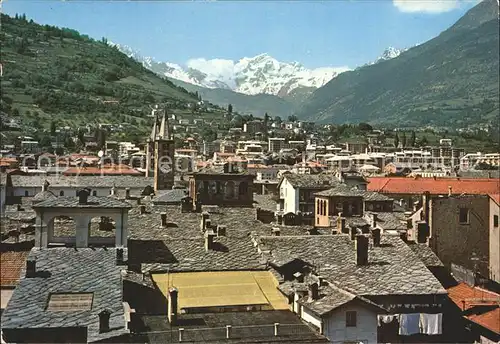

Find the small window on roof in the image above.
[
  {"left": 92, "top": 190, "right": 97, "bottom": 196},
  {"left": 47, "top": 293, "right": 93, "bottom": 311},
  {"left": 59, "top": 190, "right": 64, "bottom": 196}
]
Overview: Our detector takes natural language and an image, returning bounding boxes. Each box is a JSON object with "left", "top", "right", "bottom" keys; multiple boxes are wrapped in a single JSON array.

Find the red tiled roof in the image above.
[
  {"left": 468, "top": 308, "right": 500, "bottom": 334},
  {"left": 0, "top": 251, "right": 30, "bottom": 287},
  {"left": 447, "top": 283, "right": 500, "bottom": 334},
  {"left": 368, "top": 177, "right": 500, "bottom": 195},
  {"left": 490, "top": 194, "right": 500, "bottom": 206}
]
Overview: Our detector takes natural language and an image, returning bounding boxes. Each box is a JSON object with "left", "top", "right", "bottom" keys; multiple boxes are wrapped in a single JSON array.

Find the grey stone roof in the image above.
[
  {"left": 10, "top": 175, "right": 154, "bottom": 188},
  {"left": 315, "top": 184, "right": 365, "bottom": 197},
  {"left": 257, "top": 234, "right": 446, "bottom": 296},
  {"left": 0, "top": 173, "right": 7, "bottom": 187},
  {"left": 32, "top": 196, "right": 133, "bottom": 209},
  {"left": 32, "top": 190, "right": 57, "bottom": 203},
  {"left": 129, "top": 236, "right": 266, "bottom": 273},
  {"left": 363, "top": 191, "right": 392, "bottom": 202},
  {"left": 373, "top": 212, "right": 407, "bottom": 231},
  {"left": 0, "top": 247, "right": 128, "bottom": 342},
  {"left": 152, "top": 189, "right": 187, "bottom": 205},
  {"left": 408, "top": 242, "right": 444, "bottom": 267},
  {"left": 281, "top": 173, "right": 339, "bottom": 189}
]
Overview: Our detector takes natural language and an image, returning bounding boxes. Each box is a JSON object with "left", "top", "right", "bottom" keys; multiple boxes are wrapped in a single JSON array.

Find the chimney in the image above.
[
  {"left": 399, "top": 231, "right": 408, "bottom": 242},
  {"left": 161, "top": 212, "right": 167, "bottom": 227},
  {"left": 337, "top": 213, "right": 347, "bottom": 234},
  {"left": 205, "top": 230, "right": 216, "bottom": 251},
  {"left": 372, "top": 228, "right": 381, "bottom": 247},
  {"left": 277, "top": 214, "right": 283, "bottom": 225},
  {"left": 350, "top": 226, "right": 359, "bottom": 240},
  {"left": 168, "top": 287, "right": 178, "bottom": 325},
  {"left": 216, "top": 225, "right": 227, "bottom": 237},
  {"left": 200, "top": 212, "right": 209, "bottom": 231},
  {"left": 355, "top": 234, "right": 369, "bottom": 266},
  {"left": 371, "top": 213, "right": 378, "bottom": 228},
  {"left": 116, "top": 248, "right": 124, "bottom": 265},
  {"left": 308, "top": 282, "right": 319, "bottom": 301},
  {"left": 26, "top": 258, "right": 36, "bottom": 278},
  {"left": 98, "top": 309, "right": 111, "bottom": 333},
  {"left": 110, "top": 186, "right": 116, "bottom": 197},
  {"left": 125, "top": 188, "right": 131, "bottom": 199},
  {"left": 399, "top": 199, "right": 405, "bottom": 207},
  {"left": 272, "top": 227, "right": 281, "bottom": 236},
  {"left": 42, "top": 180, "right": 49, "bottom": 192},
  {"left": 448, "top": 186, "right": 452, "bottom": 197},
  {"left": 422, "top": 191, "right": 430, "bottom": 224},
  {"left": 139, "top": 205, "right": 146, "bottom": 214},
  {"left": 77, "top": 189, "right": 90, "bottom": 204}
]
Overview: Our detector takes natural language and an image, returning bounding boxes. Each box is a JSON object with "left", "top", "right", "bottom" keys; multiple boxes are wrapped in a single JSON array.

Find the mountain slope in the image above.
[
  {"left": 0, "top": 14, "right": 198, "bottom": 131},
  {"left": 295, "top": 0, "right": 499, "bottom": 128}
]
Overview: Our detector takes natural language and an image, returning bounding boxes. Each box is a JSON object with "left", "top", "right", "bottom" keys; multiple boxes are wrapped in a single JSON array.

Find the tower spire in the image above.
[{"left": 158, "top": 111, "right": 171, "bottom": 140}]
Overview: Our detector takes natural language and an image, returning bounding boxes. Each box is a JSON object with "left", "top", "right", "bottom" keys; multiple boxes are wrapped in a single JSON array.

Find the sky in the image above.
[{"left": 2, "top": 0, "right": 479, "bottom": 70}]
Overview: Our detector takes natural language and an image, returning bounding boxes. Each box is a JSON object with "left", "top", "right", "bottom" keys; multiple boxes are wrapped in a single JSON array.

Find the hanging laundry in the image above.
[
  {"left": 399, "top": 313, "right": 420, "bottom": 335},
  {"left": 420, "top": 313, "right": 442, "bottom": 335}
]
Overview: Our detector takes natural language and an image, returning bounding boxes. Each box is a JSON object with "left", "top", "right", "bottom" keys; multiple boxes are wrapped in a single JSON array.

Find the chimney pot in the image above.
[
  {"left": 371, "top": 213, "right": 378, "bottom": 228},
  {"left": 350, "top": 226, "right": 359, "bottom": 240},
  {"left": 217, "top": 225, "right": 227, "bottom": 237},
  {"left": 272, "top": 227, "right": 281, "bottom": 236},
  {"left": 355, "top": 234, "right": 369, "bottom": 266},
  {"left": 308, "top": 282, "right": 319, "bottom": 301},
  {"left": 200, "top": 212, "right": 210, "bottom": 231},
  {"left": 205, "top": 230, "right": 216, "bottom": 251},
  {"left": 116, "top": 248, "right": 124, "bottom": 265},
  {"left": 168, "top": 287, "right": 178, "bottom": 325},
  {"left": 161, "top": 212, "right": 167, "bottom": 226},
  {"left": 98, "top": 309, "right": 111, "bottom": 333},
  {"left": 372, "top": 228, "right": 381, "bottom": 247},
  {"left": 26, "top": 258, "right": 36, "bottom": 278}
]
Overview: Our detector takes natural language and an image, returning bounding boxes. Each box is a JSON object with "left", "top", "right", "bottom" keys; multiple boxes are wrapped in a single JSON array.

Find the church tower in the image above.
[{"left": 146, "top": 106, "right": 175, "bottom": 192}]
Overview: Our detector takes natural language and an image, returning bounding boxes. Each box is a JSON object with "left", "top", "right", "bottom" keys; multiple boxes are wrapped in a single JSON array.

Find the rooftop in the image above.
[
  {"left": 257, "top": 234, "right": 446, "bottom": 296},
  {"left": 281, "top": 173, "right": 339, "bottom": 189},
  {"left": 0, "top": 249, "right": 30, "bottom": 287},
  {"left": 315, "top": 184, "right": 365, "bottom": 197},
  {"left": 10, "top": 175, "right": 154, "bottom": 188},
  {"left": 0, "top": 247, "right": 128, "bottom": 342},
  {"left": 32, "top": 196, "right": 133, "bottom": 209},
  {"left": 367, "top": 177, "right": 500, "bottom": 195}
]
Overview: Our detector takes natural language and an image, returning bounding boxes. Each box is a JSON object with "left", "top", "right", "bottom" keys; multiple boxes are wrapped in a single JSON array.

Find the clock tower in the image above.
[{"left": 146, "top": 106, "right": 175, "bottom": 192}]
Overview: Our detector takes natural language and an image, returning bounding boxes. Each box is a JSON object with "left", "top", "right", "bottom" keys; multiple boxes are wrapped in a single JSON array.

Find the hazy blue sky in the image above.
[{"left": 3, "top": 0, "right": 478, "bottom": 69}]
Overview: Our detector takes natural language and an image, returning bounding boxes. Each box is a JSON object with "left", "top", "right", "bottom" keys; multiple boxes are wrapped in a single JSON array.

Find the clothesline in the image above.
[{"left": 377, "top": 313, "right": 443, "bottom": 336}]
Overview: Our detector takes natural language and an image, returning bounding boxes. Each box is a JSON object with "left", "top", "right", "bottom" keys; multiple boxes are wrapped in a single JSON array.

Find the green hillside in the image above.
[
  {"left": 294, "top": 0, "right": 499, "bottom": 129},
  {"left": 0, "top": 13, "right": 199, "bottom": 133}
]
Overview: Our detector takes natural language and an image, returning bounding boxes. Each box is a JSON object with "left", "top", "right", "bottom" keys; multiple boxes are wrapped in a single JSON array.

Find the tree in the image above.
[
  {"left": 409, "top": 131, "right": 416, "bottom": 147},
  {"left": 201, "top": 128, "right": 217, "bottom": 142},
  {"left": 394, "top": 133, "right": 400, "bottom": 148},
  {"left": 402, "top": 132, "right": 407, "bottom": 148},
  {"left": 50, "top": 121, "right": 56, "bottom": 135},
  {"left": 358, "top": 122, "right": 373, "bottom": 132},
  {"left": 419, "top": 136, "right": 428, "bottom": 147},
  {"left": 274, "top": 116, "right": 282, "bottom": 124},
  {"left": 227, "top": 104, "right": 233, "bottom": 114},
  {"left": 39, "top": 136, "right": 52, "bottom": 148},
  {"left": 288, "top": 115, "right": 298, "bottom": 122}
]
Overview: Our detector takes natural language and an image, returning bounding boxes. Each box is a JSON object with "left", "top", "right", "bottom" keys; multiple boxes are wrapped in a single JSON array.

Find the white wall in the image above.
[
  {"left": 490, "top": 198, "right": 500, "bottom": 283},
  {"left": 281, "top": 178, "right": 297, "bottom": 214},
  {"left": 301, "top": 307, "right": 323, "bottom": 333},
  {"left": 323, "top": 303, "right": 378, "bottom": 344}
]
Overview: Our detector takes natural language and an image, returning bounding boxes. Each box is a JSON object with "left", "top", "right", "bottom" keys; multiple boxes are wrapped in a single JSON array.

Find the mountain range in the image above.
[{"left": 293, "top": 0, "right": 499, "bottom": 128}]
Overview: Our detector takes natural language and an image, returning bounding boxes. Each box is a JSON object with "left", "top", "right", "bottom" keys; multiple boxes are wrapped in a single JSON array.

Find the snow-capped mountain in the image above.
[
  {"left": 374, "top": 46, "right": 406, "bottom": 63},
  {"left": 112, "top": 43, "right": 349, "bottom": 97}
]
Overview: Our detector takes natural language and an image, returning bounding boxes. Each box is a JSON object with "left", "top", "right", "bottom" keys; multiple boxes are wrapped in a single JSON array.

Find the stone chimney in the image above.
[
  {"left": 372, "top": 228, "right": 381, "bottom": 247},
  {"left": 216, "top": 225, "right": 227, "bottom": 237},
  {"left": 371, "top": 213, "right": 378, "bottom": 228},
  {"left": 139, "top": 205, "right": 146, "bottom": 214},
  {"left": 205, "top": 230, "right": 216, "bottom": 251},
  {"left": 422, "top": 191, "right": 430, "bottom": 224},
  {"left": 350, "top": 226, "right": 359, "bottom": 240},
  {"left": 42, "top": 180, "right": 49, "bottom": 192},
  {"left": 161, "top": 212, "right": 167, "bottom": 227},
  {"left": 98, "top": 309, "right": 111, "bottom": 333},
  {"left": 205, "top": 219, "right": 212, "bottom": 230},
  {"left": 200, "top": 212, "right": 210, "bottom": 231},
  {"left": 110, "top": 185, "right": 116, "bottom": 197},
  {"left": 26, "top": 257, "right": 36, "bottom": 278},
  {"left": 272, "top": 227, "right": 281, "bottom": 236},
  {"left": 116, "top": 248, "right": 124, "bottom": 265},
  {"left": 308, "top": 282, "right": 319, "bottom": 301},
  {"left": 355, "top": 234, "right": 369, "bottom": 266},
  {"left": 125, "top": 188, "right": 131, "bottom": 199},
  {"left": 448, "top": 186, "right": 452, "bottom": 197},
  {"left": 337, "top": 213, "right": 347, "bottom": 234},
  {"left": 168, "top": 287, "right": 178, "bottom": 325},
  {"left": 77, "top": 189, "right": 90, "bottom": 204}
]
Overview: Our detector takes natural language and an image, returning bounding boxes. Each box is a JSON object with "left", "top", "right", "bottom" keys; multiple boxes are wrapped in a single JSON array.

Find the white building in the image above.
[{"left": 268, "top": 138, "right": 286, "bottom": 153}]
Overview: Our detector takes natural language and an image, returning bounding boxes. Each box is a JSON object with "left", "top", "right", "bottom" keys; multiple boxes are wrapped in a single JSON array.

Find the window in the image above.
[
  {"left": 92, "top": 190, "right": 97, "bottom": 196},
  {"left": 459, "top": 208, "right": 469, "bottom": 224},
  {"left": 24, "top": 190, "right": 29, "bottom": 197},
  {"left": 47, "top": 293, "right": 93, "bottom": 311},
  {"left": 59, "top": 190, "right": 64, "bottom": 196},
  {"left": 346, "top": 311, "right": 357, "bottom": 327},
  {"left": 494, "top": 215, "right": 499, "bottom": 228}
]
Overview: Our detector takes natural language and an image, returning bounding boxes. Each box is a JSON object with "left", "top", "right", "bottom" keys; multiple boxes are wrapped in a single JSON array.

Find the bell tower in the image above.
[{"left": 146, "top": 105, "right": 175, "bottom": 192}]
